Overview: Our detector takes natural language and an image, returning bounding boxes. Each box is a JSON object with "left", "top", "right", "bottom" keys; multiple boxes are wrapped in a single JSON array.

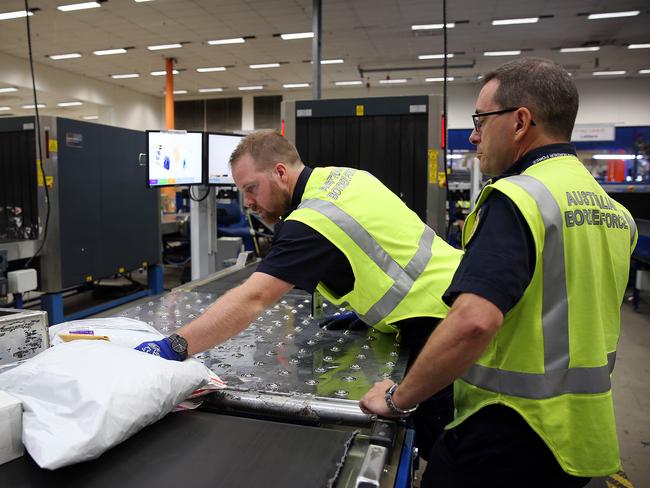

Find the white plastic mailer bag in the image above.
[
  {"left": 48, "top": 317, "right": 164, "bottom": 348},
  {"left": 0, "top": 340, "right": 213, "bottom": 469}
]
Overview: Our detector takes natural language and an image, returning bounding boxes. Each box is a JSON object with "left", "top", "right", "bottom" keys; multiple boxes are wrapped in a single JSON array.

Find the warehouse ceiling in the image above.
[{"left": 0, "top": 0, "right": 648, "bottom": 113}]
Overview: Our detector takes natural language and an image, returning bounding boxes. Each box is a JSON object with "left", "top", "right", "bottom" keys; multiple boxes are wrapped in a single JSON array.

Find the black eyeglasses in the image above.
[{"left": 472, "top": 107, "right": 536, "bottom": 132}]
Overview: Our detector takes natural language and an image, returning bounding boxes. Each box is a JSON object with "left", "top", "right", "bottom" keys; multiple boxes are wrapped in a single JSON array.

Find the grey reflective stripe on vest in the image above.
[
  {"left": 298, "top": 198, "right": 434, "bottom": 325},
  {"left": 462, "top": 175, "right": 615, "bottom": 399},
  {"left": 621, "top": 211, "right": 637, "bottom": 251}
]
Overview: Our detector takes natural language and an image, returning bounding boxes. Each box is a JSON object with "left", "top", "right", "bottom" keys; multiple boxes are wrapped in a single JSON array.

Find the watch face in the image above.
[{"left": 170, "top": 334, "right": 188, "bottom": 354}]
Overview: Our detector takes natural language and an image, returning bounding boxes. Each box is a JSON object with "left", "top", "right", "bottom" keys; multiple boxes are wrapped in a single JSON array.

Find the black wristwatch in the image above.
[
  {"left": 384, "top": 383, "right": 419, "bottom": 416},
  {"left": 167, "top": 333, "right": 188, "bottom": 360}
]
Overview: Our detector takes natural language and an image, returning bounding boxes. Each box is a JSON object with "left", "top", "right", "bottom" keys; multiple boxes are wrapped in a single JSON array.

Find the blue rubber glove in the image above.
[
  {"left": 318, "top": 311, "right": 367, "bottom": 331},
  {"left": 134, "top": 338, "right": 182, "bottom": 361}
]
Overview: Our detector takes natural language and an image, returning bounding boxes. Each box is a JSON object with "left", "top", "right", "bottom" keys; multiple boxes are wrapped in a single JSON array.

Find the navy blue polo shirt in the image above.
[{"left": 442, "top": 143, "right": 578, "bottom": 314}]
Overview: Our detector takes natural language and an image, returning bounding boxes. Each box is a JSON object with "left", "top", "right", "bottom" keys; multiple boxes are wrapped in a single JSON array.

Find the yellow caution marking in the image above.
[{"left": 610, "top": 472, "right": 633, "bottom": 488}]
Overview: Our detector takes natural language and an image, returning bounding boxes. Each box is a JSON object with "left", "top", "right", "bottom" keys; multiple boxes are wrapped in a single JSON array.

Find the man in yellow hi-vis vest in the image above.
[
  {"left": 360, "top": 58, "right": 637, "bottom": 487},
  {"left": 136, "top": 129, "right": 464, "bottom": 456}
]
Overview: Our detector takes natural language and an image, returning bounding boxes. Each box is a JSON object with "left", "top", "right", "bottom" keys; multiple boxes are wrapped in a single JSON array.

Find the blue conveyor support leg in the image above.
[
  {"left": 41, "top": 292, "right": 64, "bottom": 326},
  {"left": 148, "top": 264, "right": 164, "bottom": 295},
  {"left": 395, "top": 428, "right": 417, "bottom": 488}
]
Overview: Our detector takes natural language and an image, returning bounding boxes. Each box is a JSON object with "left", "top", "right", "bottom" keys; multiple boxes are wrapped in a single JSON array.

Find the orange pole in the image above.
[{"left": 165, "top": 57, "right": 175, "bottom": 129}]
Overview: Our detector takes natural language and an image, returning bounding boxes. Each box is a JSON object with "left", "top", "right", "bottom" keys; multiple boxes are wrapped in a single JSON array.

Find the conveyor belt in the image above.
[{"left": 0, "top": 411, "right": 357, "bottom": 488}]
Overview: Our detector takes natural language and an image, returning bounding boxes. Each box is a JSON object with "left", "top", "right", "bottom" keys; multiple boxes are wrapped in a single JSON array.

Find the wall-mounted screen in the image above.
[
  {"left": 208, "top": 133, "right": 243, "bottom": 185},
  {"left": 147, "top": 131, "right": 204, "bottom": 187}
]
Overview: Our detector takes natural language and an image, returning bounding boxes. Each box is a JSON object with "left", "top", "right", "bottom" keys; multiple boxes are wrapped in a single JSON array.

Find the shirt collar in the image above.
[
  {"left": 283, "top": 166, "right": 313, "bottom": 219},
  {"left": 493, "top": 143, "right": 577, "bottom": 182}
]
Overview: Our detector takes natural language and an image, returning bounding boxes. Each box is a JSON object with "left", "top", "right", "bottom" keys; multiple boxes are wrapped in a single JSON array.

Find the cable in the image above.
[
  {"left": 189, "top": 185, "right": 210, "bottom": 202},
  {"left": 246, "top": 210, "right": 261, "bottom": 256},
  {"left": 23, "top": 0, "right": 50, "bottom": 269}
]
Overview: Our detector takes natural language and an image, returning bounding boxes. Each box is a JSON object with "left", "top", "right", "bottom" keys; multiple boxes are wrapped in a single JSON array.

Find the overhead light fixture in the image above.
[
  {"left": 426, "top": 77, "right": 455, "bottom": 82},
  {"left": 639, "top": 69, "right": 650, "bottom": 74},
  {"left": 0, "top": 87, "right": 18, "bottom": 93},
  {"left": 48, "top": 53, "right": 82, "bottom": 60},
  {"left": 57, "top": 101, "right": 83, "bottom": 107},
  {"left": 418, "top": 53, "right": 454, "bottom": 60},
  {"left": 57, "top": 2, "right": 101, "bottom": 12},
  {"left": 207, "top": 38, "right": 245, "bottom": 45},
  {"left": 22, "top": 104, "right": 46, "bottom": 109},
  {"left": 134, "top": 0, "right": 154, "bottom": 2},
  {"left": 93, "top": 48, "right": 127, "bottom": 56},
  {"left": 151, "top": 70, "right": 179, "bottom": 76},
  {"left": 321, "top": 59, "right": 344, "bottom": 64},
  {"left": 0, "top": 10, "right": 33, "bottom": 20},
  {"left": 249, "top": 63, "right": 280, "bottom": 69},
  {"left": 335, "top": 80, "right": 362, "bottom": 86},
  {"left": 560, "top": 46, "right": 600, "bottom": 52},
  {"left": 379, "top": 79, "right": 407, "bottom": 84},
  {"left": 280, "top": 32, "right": 313, "bottom": 40},
  {"left": 0, "top": 106, "right": 12, "bottom": 111},
  {"left": 483, "top": 50, "right": 521, "bottom": 56},
  {"left": 588, "top": 11, "right": 640, "bottom": 20},
  {"left": 492, "top": 17, "right": 539, "bottom": 25},
  {"left": 628, "top": 44, "right": 650, "bottom": 49},
  {"left": 173, "top": 90, "right": 187, "bottom": 95},
  {"left": 593, "top": 70, "right": 626, "bottom": 76},
  {"left": 238, "top": 85, "right": 263, "bottom": 91},
  {"left": 196, "top": 66, "right": 226, "bottom": 73},
  {"left": 412, "top": 23, "right": 455, "bottom": 30},
  {"left": 592, "top": 154, "right": 642, "bottom": 160},
  {"left": 147, "top": 43, "right": 182, "bottom": 51},
  {"left": 82, "top": 115, "right": 99, "bottom": 119},
  {"left": 111, "top": 73, "right": 140, "bottom": 79},
  {"left": 198, "top": 88, "right": 224, "bottom": 93},
  {"left": 447, "top": 154, "right": 464, "bottom": 159},
  {"left": 283, "top": 83, "right": 309, "bottom": 88}
]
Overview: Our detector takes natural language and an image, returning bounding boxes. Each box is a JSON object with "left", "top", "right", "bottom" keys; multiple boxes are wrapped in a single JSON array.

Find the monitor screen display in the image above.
[
  {"left": 208, "top": 133, "right": 243, "bottom": 185},
  {"left": 147, "top": 131, "right": 204, "bottom": 187}
]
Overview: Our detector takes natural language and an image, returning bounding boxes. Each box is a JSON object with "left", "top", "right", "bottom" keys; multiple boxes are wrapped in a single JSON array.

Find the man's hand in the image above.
[
  {"left": 134, "top": 338, "right": 182, "bottom": 361},
  {"left": 319, "top": 311, "right": 367, "bottom": 331},
  {"left": 359, "top": 379, "right": 403, "bottom": 418}
]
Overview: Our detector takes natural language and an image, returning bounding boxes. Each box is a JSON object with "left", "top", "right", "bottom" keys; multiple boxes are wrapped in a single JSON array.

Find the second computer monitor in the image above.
[{"left": 208, "top": 133, "right": 243, "bottom": 185}]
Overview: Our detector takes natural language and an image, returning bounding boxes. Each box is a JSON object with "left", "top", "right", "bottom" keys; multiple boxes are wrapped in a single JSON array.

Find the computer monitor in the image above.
[
  {"left": 207, "top": 132, "right": 243, "bottom": 185},
  {"left": 147, "top": 131, "right": 204, "bottom": 187}
]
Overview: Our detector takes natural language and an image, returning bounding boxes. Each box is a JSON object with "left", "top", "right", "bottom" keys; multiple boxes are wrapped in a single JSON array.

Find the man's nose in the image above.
[{"left": 469, "top": 128, "right": 480, "bottom": 145}]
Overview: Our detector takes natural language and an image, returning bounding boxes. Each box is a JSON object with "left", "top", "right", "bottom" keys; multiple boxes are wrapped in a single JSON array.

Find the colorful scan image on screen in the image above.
[
  {"left": 208, "top": 133, "right": 243, "bottom": 185},
  {"left": 148, "top": 131, "right": 203, "bottom": 186}
]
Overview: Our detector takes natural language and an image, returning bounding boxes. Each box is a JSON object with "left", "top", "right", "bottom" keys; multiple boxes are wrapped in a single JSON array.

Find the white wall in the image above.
[{"left": 0, "top": 52, "right": 164, "bottom": 131}]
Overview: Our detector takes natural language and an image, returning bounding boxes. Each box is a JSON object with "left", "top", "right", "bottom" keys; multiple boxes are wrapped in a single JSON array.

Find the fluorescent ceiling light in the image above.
[
  {"left": 335, "top": 80, "right": 362, "bottom": 86},
  {"left": 134, "top": 0, "right": 154, "bottom": 2},
  {"left": 82, "top": 115, "right": 98, "bottom": 119},
  {"left": 249, "top": 63, "right": 280, "bottom": 69},
  {"left": 484, "top": 50, "right": 521, "bottom": 56},
  {"left": 238, "top": 85, "right": 263, "bottom": 91},
  {"left": 639, "top": 69, "right": 650, "bottom": 74},
  {"left": 628, "top": 44, "right": 650, "bottom": 49},
  {"left": 173, "top": 90, "right": 187, "bottom": 95},
  {"left": 283, "top": 83, "right": 309, "bottom": 88},
  {"left": 21, "top": 104, "right": 46, "bottom": 109},
  {"left": 57, "top": 2, "right": 101, "bottom": 12},
  {"left": 412, "top": 23, "right": 455, "bottom": 30},
  {"left": 151, "top": 70, "right": 179, "bottom": 76},
  {"left": 57, "top": 101, "right": 83, "bottom": 107},
  {"left": 321, "top": 59, "right": 344, "bottom": 64},
  {"left": 147, "top": 43, "right": 182, "bottom": 51},
  {"left": 418, "top": 53, "right": 454, "bottom": 60},
  {"left": 111, "top": 73, "right": 140, "bottom": 79},
  {"left": 198, "top": 88, "right": 224, "bottom": 93},
  {"left": 0, "top": 106, "right": 12, "bottom": 111},
  {"left": 588, "top": 11, "right": 640, "bottom": 20},
  {"left": 593, "top": 70, "right": 626, "bottom": 76},
  {"left": 196, "top": 66, "right": 226, "bottom": 73},
  {"left": 447, "top": 154, "right": 463, "bottom": 159},
  {"left": 0, "top": 10, "right": 33, "bottom": 20},
  {"left": 207, "top": 38, "right": 245, "bottom": 45},
  {"left": 592, "top": 154, "right": 641, "bottom": 160},
  {"left": 0, "top": 87, "right": 18, "bottom": 93},
  {"left": 426, "top": 77, "right": 455, "bottom": 82},
  {"left": 492, "top": 17, "right": 539, "bottom": 25},
  {"left": 93, "top": 48, "right": 127, "bottom": 55},
  {"left": 560, "top": 46, "right": 600, "bottom": 52},
  {"left": 280, "top": 32, "right": 313, "bottom": 40},
  {"left": 49, "top": 53, "right": 82, "bottom": 60},
  {"left": 379, "top": 79, "right": 407, "bottom": 84}
]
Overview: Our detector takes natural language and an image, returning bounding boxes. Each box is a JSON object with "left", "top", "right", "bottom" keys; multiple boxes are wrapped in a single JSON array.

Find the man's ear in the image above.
[
  {"left": 514, "top": 107, "right": 534, "bottom": 139},
  {"left": 274, "top": 162, "right": 288, "bottom": 181}
]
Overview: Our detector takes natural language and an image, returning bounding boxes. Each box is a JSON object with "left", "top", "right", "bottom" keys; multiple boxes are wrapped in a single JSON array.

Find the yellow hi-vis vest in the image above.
[
  {"left": 286, "top": 167, "right": 463, "bottom": 334},
  {"left": 451, "top": 155, "right": 637, "bottom": 477}
]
